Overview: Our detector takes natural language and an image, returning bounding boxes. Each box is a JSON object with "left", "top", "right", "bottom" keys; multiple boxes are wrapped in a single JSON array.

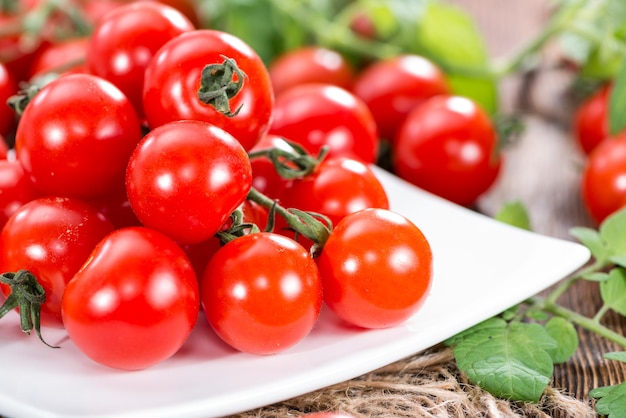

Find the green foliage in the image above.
[
  {"left": 494, "top": 201, "right": 532, "bottom": 231},
  {"left": 590, "top": 352, "right": 626, "bottom": 418},
  {"left": 446, "top": 318, "right": 558, "bottom": 403}
]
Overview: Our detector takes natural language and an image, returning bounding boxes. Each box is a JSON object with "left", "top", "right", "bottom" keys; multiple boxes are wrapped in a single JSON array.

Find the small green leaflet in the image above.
[
  {"left": 590, "top": 352, "right": 626, "bottom": 417},
  {"left": 544, "top": 317, "right": 579, "bottom": 364},
  {"left": 600, "top": 268, "right": 626, "bottom": 317},
  {"left": 494, "top": 201, "right": 531, "bottom": 231},
  {"left": 445, "top": 318, "right": 558, "bottom": 403},
  {"left": 569, "top": 207, "right": 626, "bottom": 267}
]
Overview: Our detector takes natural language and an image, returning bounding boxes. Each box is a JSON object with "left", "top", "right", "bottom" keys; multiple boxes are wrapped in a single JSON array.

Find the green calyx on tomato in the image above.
[
  {"left": 197, "top": 55, "right": 247, "bottom": 117},
  {"left": 247, "top": 138, "right": 329, "bottom": 180},
  {"left": 247, "top": 187, "right": 332, "bottom": 256},
  {"left": 0, "top": 269, "right": 58, "bottom": 348}
]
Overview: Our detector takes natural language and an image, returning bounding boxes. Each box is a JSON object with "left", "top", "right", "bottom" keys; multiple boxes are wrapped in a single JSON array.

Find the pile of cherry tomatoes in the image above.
[{"left": 0, "top": 0, "right": 522, "bottom": 374}]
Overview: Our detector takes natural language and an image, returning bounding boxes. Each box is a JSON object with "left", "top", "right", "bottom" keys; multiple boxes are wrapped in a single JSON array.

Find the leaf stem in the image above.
[
  {"left": 529, "top": 296, "right": 626, "bottom": 348},
  {"left": 544, "top": 260, "right": 606, "bottom": 305}
]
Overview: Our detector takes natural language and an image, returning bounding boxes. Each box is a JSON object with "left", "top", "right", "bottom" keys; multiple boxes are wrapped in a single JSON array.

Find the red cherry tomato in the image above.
[
  {"left": 269, "top": 83, "right": 379, "bottom": 164},
  {"left": 62, "top": 226, "right": 200, "bottom": 370},
  {"left": 352, "top": 54, "right": 450, "bottom": 142},
  {"left": 143, "top": 29, "right": 274, "bottom": 151},
  {"left": 0, "top": 62, "right": 17, "bottom": 136},
  {"left": 126, "top": 120, "right": 252, "bottom": 244},
  {"left": 0, "top": 159, "right": 41, "bottom": 228},
  {"left": 581, "top": 132, "right": 626, "bottom": 224},
  {"left": 201, "top": 232, "right": 323, "bottom": 355},
  {"left": 316, "top": 208, "right": 433, "bottom": 329},
  {"left": 28, "top": 37, "right": 88, "bottom": 80},
  {"left": 86, "top": 1, "right": 195, "bottom": 116},
  {"left": 15, "top": 73, "right": 143, "bottom": 199},
  {"left": 0, "top": 197, "right": 115, "bottom": 327},
  {"left": 393, "top": 95, "right": 502, "bottom": 206},
  {"left": 269, "top": 46, "right": 354, "bottom": 97},
  {"left": 280, "top": 157, "right": 389, "bottom": 227},
  {"left": 573, "top": 83, "right": 612, "bottom": 155}
]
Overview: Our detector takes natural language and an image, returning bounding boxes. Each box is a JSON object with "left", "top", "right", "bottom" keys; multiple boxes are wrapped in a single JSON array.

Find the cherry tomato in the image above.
[
  {"left": 269, "top": 46, "right": 354, "bottom": 97},
  {"left": 201, "top": 232, "right": 323, "bottom": 355},
  {"left": 126, "top": 120, "right": 252, "bottom": 245},
  {"left": 573, "top": 83, "right": 611, "bottom": 155},
  {"left": 0, "top": 197, "right": 115, "bottom": 327},
  {"left": 143, "top": 29, "right": 274, "bottom": 151},
  {"left": 0, "top": 159, "right": 41, "bottom": 228},
  {"left": 352, "top": 54, "right": 450, "bottom": 142},
  {"left": 0, "top": 62, "right": 17, "bottom": 136},
  {"left": 28, "top": 37, "right": 88, "bottom": 80},
  {"left": 393, "top": 95, "right": 502, "bottom": 206},
  {"left": 269, "top": 83, "right": 379, "bottom": 164},
  {"left": 15, "top": 73, "right": 143, "bottom": 199},
  {"left": 316, "top": 208, "right": 433, "bottom": 329},
  {"left": 279, "top": 157, "right": 389, "bottom": 227},
  {"left": 86, "top": 1, "right": 195, "bottom": 117},
  {"left": 581, "top": 132, "right": 626, "bottom": 224},
  {"left": 62, "top": 226, "right": 200, "bottom": 370}
]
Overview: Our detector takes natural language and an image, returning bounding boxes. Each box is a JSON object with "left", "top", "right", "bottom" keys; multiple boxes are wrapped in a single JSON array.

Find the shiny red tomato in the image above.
[
  {"left": 0, "top": 197, "right": 115, "bottom": 327},
  {"left": 28, "top": 37, "right": 88, "bottom": 80},
  {"left": 0, "top": 62, "right": 17, "bottom": 136},
  {"left": 279, "top": 157, "right": 389, "bottom": 227},
  {"left": 352, "top": 54, "right": 450, "bottom": 142},
  {"left": 581, "top": 132, "right": 626, "bottom": 224},
  {"left": 269, "top": 83, "right": 379, "bottom": 164},
  {"left": 269, "top": 46, "right": 354, "bottom": 97},
  {"left": 62, "top": 226, "right": 200, "bottom": 370},
  {"left": 573, "top": 83, "right": 612, "bottom": 155},
  {"left": 316, "top": 208, "right": 433, "bottom": 329},
  {"left": 0, "top": 160, "right": 41, "bottom": 228},
  {"left": 393, "top": 95, "right": 502, "bottom": 206},
  {"left": 143, "top": 29, "right": 274, "bottom": 151},
  {"left": 201, "top": 232, "right": 323, "bottom": 355},
  {"left": 126, "top": 120, "right": 252, "bottom": 244},
  {"left": 15, "top": 73, "right": 143, "bottom": 199},
  {"left": 86, "top": 1, "right": 195, "bottom": 117}
]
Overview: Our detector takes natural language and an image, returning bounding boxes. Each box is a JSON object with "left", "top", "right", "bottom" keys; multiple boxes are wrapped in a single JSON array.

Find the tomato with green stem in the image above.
[
  {"left": 316, "top": 208, "right": 433, "bottom": 329},
  {"left": 61, "top": 226, "right": 200, "bottom": 370},
  {"left": 0, "top": 196, "right": 115, "bottom": 328},
  {"left": 269, "top": 83, "right": 379, "bottom": 164},
  {"left": 126, "top": 119, "right": 252, "bottom": 245},
  {"left": 393, "top": 95, "right": 502, "bottom": 207},
  {"left": 142, "top": 29, "right": 274, "bottom": 151},
  {"left": 201, "top": 232, "right": 323, "bottom": 355}
]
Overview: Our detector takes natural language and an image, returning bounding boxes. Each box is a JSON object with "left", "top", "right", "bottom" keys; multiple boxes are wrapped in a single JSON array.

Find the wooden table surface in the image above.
[{"left": 453, "top": 0, "right": 626, "bottom": 409}]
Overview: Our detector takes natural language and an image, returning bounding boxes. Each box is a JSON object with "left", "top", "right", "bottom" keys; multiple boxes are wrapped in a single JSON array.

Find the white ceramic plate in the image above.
[{"left": 0, "top": 166, "right": 590, "bottom": 418}]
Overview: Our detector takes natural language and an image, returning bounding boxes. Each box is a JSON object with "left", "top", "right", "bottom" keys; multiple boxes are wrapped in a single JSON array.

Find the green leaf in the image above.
[
  {"left": 590, "top": 382, "right": 626, "bottom": 418},
  {"left": 544, "top": 317, "right": 579, "bottom": 364},
  {"left": 600, "top": 267, "right": 626, "bottom": 316},
  {"left": 609, "top": 57, "right": 626, "bottom": 135},
  {"left": 450, "top": 318, "right": 556, "bottom": 402},
  {"left": 599, "top": 208, "right": 626, "bottom": 262},
  {"left": 604, "top": 351, "right": 626, "bottom": 363},
  {"left": 583, "top": 271, "right": 611, "bottom": 282},
  {"left": 569, "top": 226, "right": 609, "bottom": 263},
  {"left": 495, "top": 201, "right": 531, "bottom": 231},
  {"left": 413, "top": 2, "right": 498, "bottom": 113}
]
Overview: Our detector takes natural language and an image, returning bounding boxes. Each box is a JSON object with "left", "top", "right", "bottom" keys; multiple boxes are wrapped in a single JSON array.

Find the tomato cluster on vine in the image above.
[{"left": 0, "top": 0, "right": 512, "bottom": 371}]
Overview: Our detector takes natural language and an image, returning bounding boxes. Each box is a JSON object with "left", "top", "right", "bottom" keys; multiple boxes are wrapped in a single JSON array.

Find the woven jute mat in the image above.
[{"left": 228, "top": 345, "right": 595, "bottom": 418}]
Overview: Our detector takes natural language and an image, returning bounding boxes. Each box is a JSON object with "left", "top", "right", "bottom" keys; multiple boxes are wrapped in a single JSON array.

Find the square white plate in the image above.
[{"left": 0, "top": 166, "right": 590, "bottom": 418}]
